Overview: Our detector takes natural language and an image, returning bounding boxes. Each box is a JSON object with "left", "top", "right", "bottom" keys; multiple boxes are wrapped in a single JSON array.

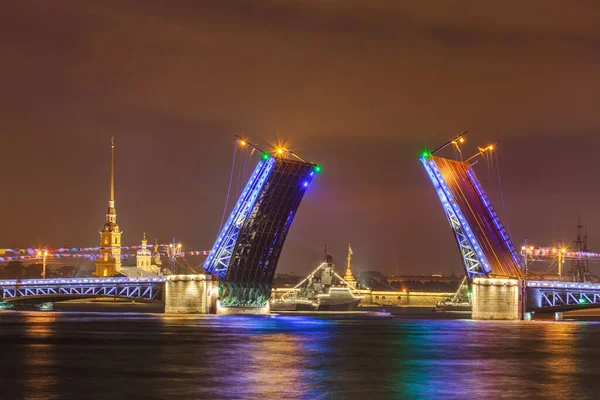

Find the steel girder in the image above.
[
  {"left": 203, "top": 157, "right": 276, "bottom": 279},
  {"left": 421, "top": 156, "right": 491, "bottom": 279},
  {"left": 538, "top": 290, "right": 600, "bottom": 308},
  {"left": 466, "top": 169, "right": 523, "bottom": 270},
  {"left": 204, "top": 155, "right": 316, "bottom": 307},
  {"left": 218, "top": 281, "right": 271, "bottom": 307},
  {"left": 0, "top": 277, "right": 164, "bottom": 301}
]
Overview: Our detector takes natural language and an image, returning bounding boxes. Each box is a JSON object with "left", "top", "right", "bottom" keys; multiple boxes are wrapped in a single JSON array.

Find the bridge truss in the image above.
[
  {"left": 0, "top": 277, "right": 165, "bottom": 302},
  {"left": 420, "top": 149, "right": 523, "bottom": 280},
  {"left": 528, "top": 281, "right": 600, "bottom": 310},
  {"left": 203, "top": 145, "right": 318, "bottom": 308}
]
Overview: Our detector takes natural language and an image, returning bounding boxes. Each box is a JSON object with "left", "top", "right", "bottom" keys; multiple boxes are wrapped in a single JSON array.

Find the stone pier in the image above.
[
  {"left": 164, "top": 274, "right": 217, "bottom": 314},
  {"left": 216, "top": 302, "right": 270, "bottom": 315},
  {"left": 472, "top": 277, "right": 523, "bottom": 320}
]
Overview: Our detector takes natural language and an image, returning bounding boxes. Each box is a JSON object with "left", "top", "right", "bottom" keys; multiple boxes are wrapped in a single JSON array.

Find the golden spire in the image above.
[
  {"left": 344, "top": 243, "right": 357, "bottom": 288},
  {"left": 142, "top": 232, "right": 147, "bottom": 248},
  {"left": 110, "top": 136, "right": 115, "bottom": 204},
  {"left": 106, "top": 136, "right": 117, "bottom": 224}
]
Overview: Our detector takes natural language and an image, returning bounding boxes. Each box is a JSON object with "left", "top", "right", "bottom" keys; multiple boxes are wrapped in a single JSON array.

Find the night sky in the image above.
[{"left": 3, "top": 1, "right": 600, "bottom": 277}]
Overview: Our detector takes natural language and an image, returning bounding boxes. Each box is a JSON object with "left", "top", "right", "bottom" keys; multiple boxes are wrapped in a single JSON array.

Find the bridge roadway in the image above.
[
  {"left": 4, "top": 275, "right": 600, "bottom": 316},
  {"left": 0, "top": 276, "right": 166, "bottom": 302}
]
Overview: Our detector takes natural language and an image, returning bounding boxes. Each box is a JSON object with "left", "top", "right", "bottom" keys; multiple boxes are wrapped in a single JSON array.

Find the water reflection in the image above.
[
  {"left": 538, "top": 322, "right": 581, "bottom": 397},
  {"left": 1, "top": 312, "right": 600, "bottom": 399}
]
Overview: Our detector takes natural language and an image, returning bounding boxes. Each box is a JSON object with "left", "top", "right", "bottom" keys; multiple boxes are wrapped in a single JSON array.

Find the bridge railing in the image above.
[{"left": 0, "top": 276, "right": 166, "bottom": 287}]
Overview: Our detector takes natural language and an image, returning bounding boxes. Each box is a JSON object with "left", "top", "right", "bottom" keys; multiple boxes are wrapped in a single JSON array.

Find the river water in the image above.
[{"left": 1, "top": 312, "right": 599, "bottom": 399}]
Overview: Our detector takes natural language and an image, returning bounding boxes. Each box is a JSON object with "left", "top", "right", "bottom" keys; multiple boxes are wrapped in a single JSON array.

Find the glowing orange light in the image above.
[
  {"left": 459, "top": 137, "right": 465, "bottom": 143},
  {"left": 276, "top": 148, "right": 285, "bottom": 155},
  {"left": 239, "top": 140, "right": 247, "bottom": 146},
  {"left": 488, "top": 145, "right": 495, "bottom": 151}
]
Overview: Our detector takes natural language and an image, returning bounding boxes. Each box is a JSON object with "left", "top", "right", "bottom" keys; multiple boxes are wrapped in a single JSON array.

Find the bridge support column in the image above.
[
  {"left": 472, "top": 278, "right": 523, "bottom": 320},
  {"left": 164, "top": 274, "right": 217, "bottom": 314},
  {"left": 216, "top": 302, "right": 270, "bottom": 315}
]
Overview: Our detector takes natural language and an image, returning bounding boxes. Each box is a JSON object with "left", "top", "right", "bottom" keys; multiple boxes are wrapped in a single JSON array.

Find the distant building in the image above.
[
  {"left": 387, "top": 275, "right": 463, "bottom": 284},
  {"left": 94, "top": 137, "right": 122, "bottom": 277},
  {"left": 272, "top": 272, "right": 303, "bottom": 288},
  {"left": 357, "top": 271, "right": 388, "bottom": 290},
  {"left": 136, "top": 233, "right": 153, "bottom": 272}
]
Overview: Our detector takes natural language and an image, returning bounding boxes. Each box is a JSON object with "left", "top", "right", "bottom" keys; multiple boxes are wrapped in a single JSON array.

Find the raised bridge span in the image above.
[{"left": 421, "top": 136, "right": 600, "bottom": 319}]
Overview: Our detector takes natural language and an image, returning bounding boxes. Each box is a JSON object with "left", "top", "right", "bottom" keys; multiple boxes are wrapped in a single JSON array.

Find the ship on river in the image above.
[{"left": 271, "top": 246, "right": 363, "bottom": 312}]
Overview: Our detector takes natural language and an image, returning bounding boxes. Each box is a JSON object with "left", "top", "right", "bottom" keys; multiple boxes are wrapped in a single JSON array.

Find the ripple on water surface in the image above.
[{"left": 1, "top": 312, "right": 600, "bottom": 399}]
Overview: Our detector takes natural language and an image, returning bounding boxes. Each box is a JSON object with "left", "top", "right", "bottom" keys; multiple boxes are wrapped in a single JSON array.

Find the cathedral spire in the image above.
[
  {"left": 110, "top": 136, "right": 115, "bottom": 204},
  {"left": 96, "top": 136, "right": 122, "bottom": 277},
  {"left": 107, "top": 137, "right": 116, "bottom": 223}
]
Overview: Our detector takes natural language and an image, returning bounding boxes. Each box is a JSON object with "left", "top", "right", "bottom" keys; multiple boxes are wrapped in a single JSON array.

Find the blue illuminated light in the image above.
[
  {"left": 420, "top": 155, "right": 492, "bottom": 278},
  {"left": 303, "top": 181, "right": 309, "bottom": 188},
  {"left": 202, "top": 157, "right": 276, "bottom": 278},
  {"left": 465, "top": 168, "right": 523, "bottom": 270}
]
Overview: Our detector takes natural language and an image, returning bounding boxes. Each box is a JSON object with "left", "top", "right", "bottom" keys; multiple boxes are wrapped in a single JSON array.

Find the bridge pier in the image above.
[
  {"left": 472, "top": 277, "right": 523, "bottom": 320},
  {"left": 164, "top": 274, "right": 217, "bottom": 314},
  {"left": 216, "top": 302, "right": 270, "bottom": 315}
]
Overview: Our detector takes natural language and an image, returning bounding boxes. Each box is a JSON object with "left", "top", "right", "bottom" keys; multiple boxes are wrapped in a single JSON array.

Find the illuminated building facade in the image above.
[
  {"left": 136, "top": 233, "right": 153, "bottom": 273},
  {"left": 94, "top": 137, "right": 122, "bottom": 277}
]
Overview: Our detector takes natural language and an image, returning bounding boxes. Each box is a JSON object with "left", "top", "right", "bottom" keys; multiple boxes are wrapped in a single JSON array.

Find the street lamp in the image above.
[
  {"left": 37, "top": 249, "right": 48, "bottom": 279},
  {"left": 167, "top": 238, "right": 183, "bottom": 274}
]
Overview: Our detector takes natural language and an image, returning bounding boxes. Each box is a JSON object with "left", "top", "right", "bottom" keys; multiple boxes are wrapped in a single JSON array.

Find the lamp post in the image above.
[
  {"left": 37, "top": 249, "right": 48, "bottom": 279},
  {"left": 168, "top": 238, "right": 183, "bottom": 274}
]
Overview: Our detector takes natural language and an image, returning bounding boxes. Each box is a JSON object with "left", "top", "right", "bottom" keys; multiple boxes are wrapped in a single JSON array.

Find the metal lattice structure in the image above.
[
  {"left": 203, "top": 153, "right": 317, "bottom": 307},
  {"left": 0, "top": 277, "right": 164, "bottom": 302},
  {"left": 203, "top": 157, "right": 276, "bottom": 278},
  {"left": 421, "top": 153, "right": 523, "bottom": 280},
  {"left": 528, "top": 281, "right": 600, "bottom": 310}
]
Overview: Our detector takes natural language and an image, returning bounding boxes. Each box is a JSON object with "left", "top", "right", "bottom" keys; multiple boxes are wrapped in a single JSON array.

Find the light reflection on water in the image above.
[{"left": 1, "top": 313, "right": 600, "bottom": 399}]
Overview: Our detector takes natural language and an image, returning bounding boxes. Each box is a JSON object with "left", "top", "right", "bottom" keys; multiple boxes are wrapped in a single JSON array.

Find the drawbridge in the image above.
[
  {"left": 420, "top": 134, "right": 523, "bottom": 281},
  {"left": 202, "top": 138, "right": 320, "bottom": 308}
]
